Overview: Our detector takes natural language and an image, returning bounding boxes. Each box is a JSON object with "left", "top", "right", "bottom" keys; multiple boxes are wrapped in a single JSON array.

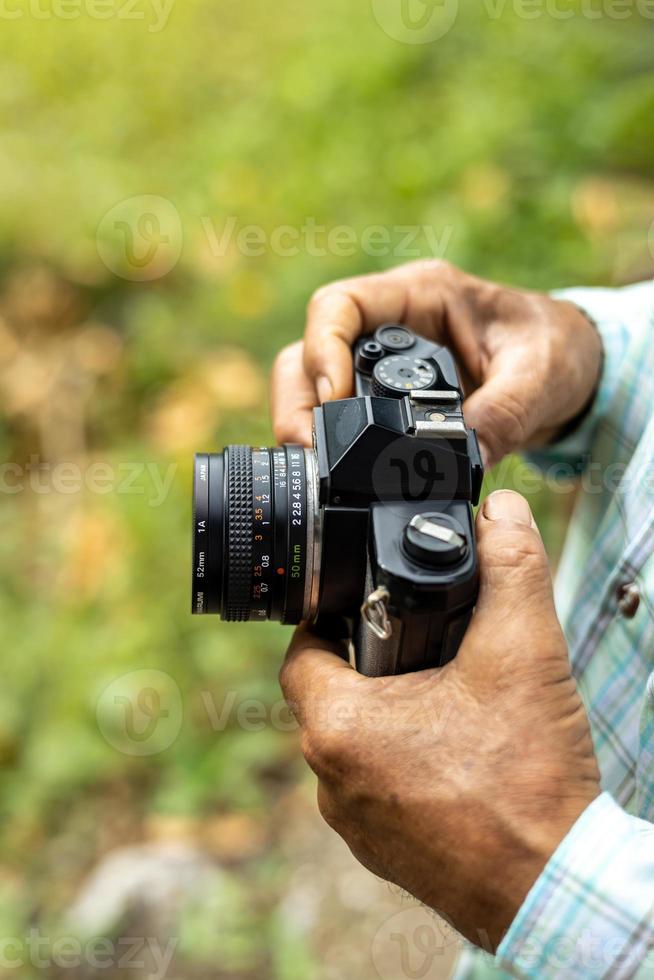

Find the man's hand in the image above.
[
  {"left": 270, "top": 261, "right": 603, "bottom": 467},
  {"left": 280, "top": 491, "right": 601, "bottom": 950}
]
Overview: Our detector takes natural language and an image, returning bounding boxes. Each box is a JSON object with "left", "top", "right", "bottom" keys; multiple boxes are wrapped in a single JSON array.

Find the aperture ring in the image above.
[{"left": 224, "top": 445, "right": 253, "bottom": 621}]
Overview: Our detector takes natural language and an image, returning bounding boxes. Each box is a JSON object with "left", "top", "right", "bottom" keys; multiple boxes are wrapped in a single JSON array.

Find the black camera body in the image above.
[
  {"left": 312, "top": 325, "right": 483, "bottom": 675},
  {"left": 192, "top": 324, "right": 483, "bottom": 677}
]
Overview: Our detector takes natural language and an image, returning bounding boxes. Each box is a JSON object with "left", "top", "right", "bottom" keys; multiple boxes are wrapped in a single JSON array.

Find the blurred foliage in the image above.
[{"left": 0, "top": 0, "right": 652, "bottom": 976}]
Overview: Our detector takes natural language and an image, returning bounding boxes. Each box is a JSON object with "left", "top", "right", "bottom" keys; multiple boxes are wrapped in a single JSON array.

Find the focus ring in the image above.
[{"left": 224, "top": 445, "right": 253, "bottom": 621}]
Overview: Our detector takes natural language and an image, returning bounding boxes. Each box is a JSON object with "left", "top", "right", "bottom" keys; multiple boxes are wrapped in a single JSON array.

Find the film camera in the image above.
[{"left": 192, "top": 324, "right": 483, "bottom": 676}]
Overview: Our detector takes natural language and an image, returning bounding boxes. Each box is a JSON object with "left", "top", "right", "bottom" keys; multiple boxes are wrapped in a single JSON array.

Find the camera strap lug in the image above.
[{"left": 361, "top": 586, "right": 393, "bottom": 641}]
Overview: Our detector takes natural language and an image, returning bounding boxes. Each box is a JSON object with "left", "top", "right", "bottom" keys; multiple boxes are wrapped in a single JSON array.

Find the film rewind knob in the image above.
[{"left": 403, "top": 513, "right": 468, "bottom": 568}]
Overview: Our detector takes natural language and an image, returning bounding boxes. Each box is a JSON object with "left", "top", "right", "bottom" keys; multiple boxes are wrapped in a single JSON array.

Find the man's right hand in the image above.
[{"left": 270, "top": 260, "right": 603, "bottom": 468}]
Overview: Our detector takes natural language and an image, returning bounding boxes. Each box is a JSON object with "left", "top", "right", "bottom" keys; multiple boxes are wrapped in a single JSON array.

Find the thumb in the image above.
[{"left": 458, "top": 490, "right": 566, "bottom": 678}]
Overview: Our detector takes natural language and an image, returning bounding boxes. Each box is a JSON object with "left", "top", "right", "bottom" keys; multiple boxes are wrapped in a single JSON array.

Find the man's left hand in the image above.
[{"left": 279, "top": 490, "right": 601, "bottom": 950}]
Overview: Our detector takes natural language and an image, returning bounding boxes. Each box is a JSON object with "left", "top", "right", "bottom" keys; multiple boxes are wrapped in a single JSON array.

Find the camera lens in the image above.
[{"left": 192, "top": 446, "right": 320, "bottom": 624}]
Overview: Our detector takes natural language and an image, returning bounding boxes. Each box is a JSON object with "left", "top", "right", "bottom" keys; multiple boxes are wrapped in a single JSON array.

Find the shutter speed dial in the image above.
[{"left": 371, "top": 355, "right": 438, "bottom": 398}]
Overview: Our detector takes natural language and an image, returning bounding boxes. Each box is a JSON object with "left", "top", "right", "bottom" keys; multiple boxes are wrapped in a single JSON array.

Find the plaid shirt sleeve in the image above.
[
  {"left": 496, "top": 792, "right": 654, "bottom": 979},
  {"left": 526, "top": 281, "right": 654, "bottom": 473},
  {"left": 496, "top": 279, "right": 654, "bottom": 980}
]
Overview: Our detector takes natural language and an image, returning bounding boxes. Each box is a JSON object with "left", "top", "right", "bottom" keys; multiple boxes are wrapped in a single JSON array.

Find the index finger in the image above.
[
  {"left": 271, "top": 261, "right": 452, "bottom": 446},
  {"left": 270, "top": 340, "right": 318, "bottom": 446},
  {"left": 279, "top": 625, "right": 362, "bottom": 728},
  {"left": 270, "top": 273, "right": 411, "bottom": 445},
  {"left": 302, "top": 272, "right": 412, "bottom": 404}
]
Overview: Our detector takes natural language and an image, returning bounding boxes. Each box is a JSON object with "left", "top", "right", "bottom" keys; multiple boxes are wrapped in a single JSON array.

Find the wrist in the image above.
[
  {"left": 550, "top": 299, "right": 604, "bottom": 443},
  {"left": 458, "top": 792, "right": 598, "bottom": 951}
]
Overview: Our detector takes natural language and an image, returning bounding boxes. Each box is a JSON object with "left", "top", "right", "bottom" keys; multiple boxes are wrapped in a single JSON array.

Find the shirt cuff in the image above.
[{"left": 496, "top": 792, "right": 654, "bottom": 979}]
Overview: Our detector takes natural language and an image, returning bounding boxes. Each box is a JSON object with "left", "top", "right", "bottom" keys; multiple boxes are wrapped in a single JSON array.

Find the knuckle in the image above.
[
  {"left": 273, "top": 340, "right": 302, "bottom": 372},
  {"left": 428, "top": 257, "right": 452, "bottom": 276},
  {"left": 483, "top": 531, "right": 548, "bottom": 583},
  {"left": 483, "top": 392, "right": 528, "bottom": 454},
  {"left": 278, "top": 658, "right": 292, "bottom": 696},
  {"left": 490, "top": 539, "right": 544, "bottom": 569},
  {"left": 413, "top": 257, "right": 451, "bottom": 275},
  {"left": 317, "top": 786, "right": 343, "bottom": 832},
  {"left": 299, "top": 729, "right": 320, "bottom": 770},
  {"left": 302, "top": 339, "right": 323, "bottom": 376},
  {"left": 300, "top": 728, "right": 333, "bottom": 775},
  {"left": 307, "top": 287, "right": 326, "bottom": 312},
  {"left": 308, "top": 282, "right": 342, "bottom": 311},
  {"left": 300, "top": 726, "right": 351, "bottom": 779},
  {"left": 417, "top": 258, "right": 463, "bottom": 284},
  {"left": 273, "top": 418, "right": 300, "bottom": 445},
  {"left": 397, "top": 258, "right": 453, "bottom": 286}
]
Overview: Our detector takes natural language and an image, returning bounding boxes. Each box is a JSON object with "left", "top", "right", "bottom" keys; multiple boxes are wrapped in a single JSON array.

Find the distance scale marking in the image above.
[
  {"left": 249, "top": 446, "right": 308, "bottom": 622},
  {"left": 251, "top": 449, "right": 273, "bottom": 619}
]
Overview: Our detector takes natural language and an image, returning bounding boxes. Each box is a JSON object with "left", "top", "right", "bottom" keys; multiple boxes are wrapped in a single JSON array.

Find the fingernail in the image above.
[
  {"left": 483, "top": 490, "right": 533, "bottom": 526},
  {"left": 316, "top": 375, "right": 333, "bottom": 404}
]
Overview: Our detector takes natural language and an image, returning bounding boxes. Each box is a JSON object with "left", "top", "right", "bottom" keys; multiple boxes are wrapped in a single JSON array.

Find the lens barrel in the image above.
[{"left": 192, "top": 445, "right": 317, "bottom": 624}]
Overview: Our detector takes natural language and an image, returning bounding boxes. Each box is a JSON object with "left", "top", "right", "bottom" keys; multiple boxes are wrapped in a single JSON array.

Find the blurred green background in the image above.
[{"left": 0, "top": 1, "right": 652, "bottom": 977}]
